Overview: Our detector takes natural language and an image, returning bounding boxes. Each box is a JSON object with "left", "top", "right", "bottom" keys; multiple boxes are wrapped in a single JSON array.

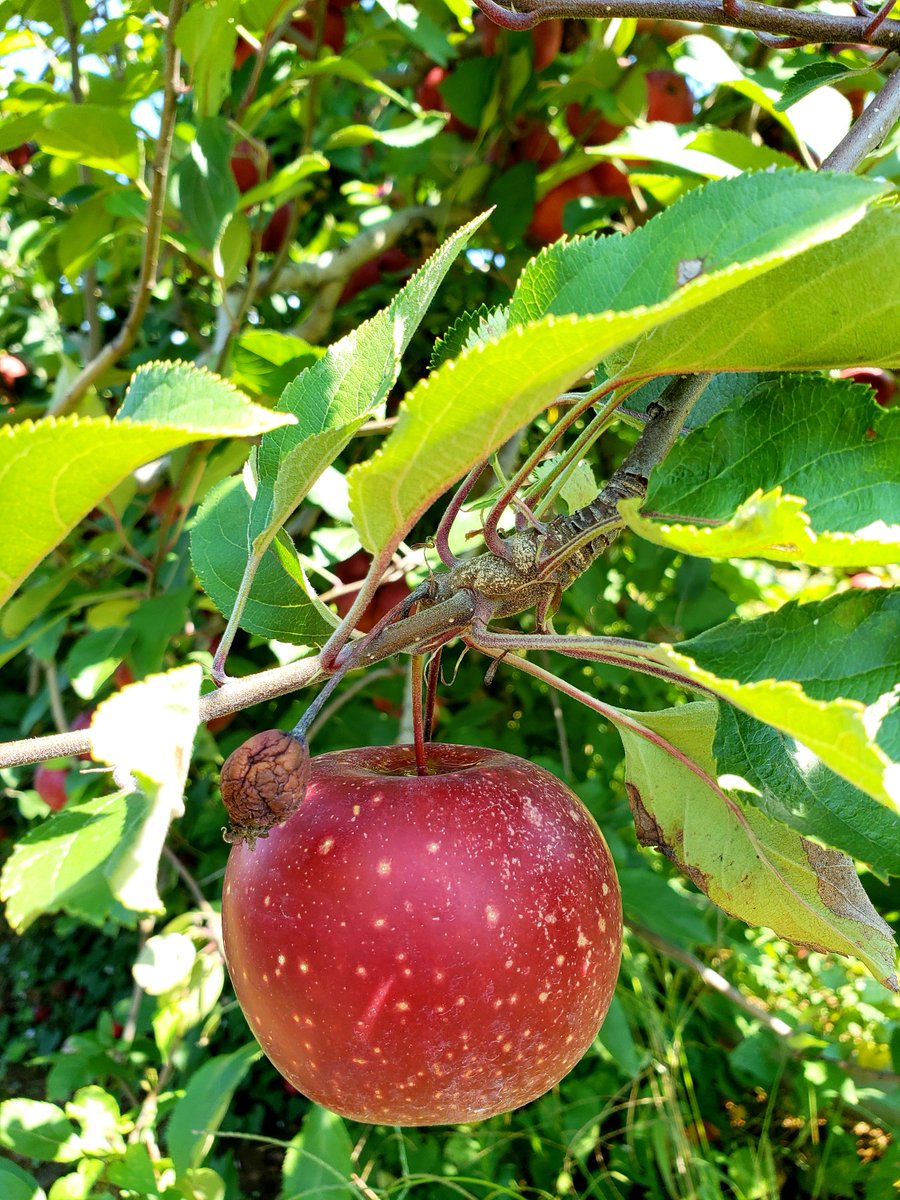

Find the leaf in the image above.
[
  {"left": 132, "top": 931, "right": 198, "bottom": 995},
  {"left": 653, "top": 590, "right": 900, "bottom": 813},
  {"left": 327, "top": 115, "right": 447, "bottom": 149},
  {"left": 715, "top": 705, "right": 900, "bottom": 877},
  {"left": 281, "top": 1106, "right": 356, "bottom": 1200},
  {"left": 508, "top": 169, "right": 884, "bottom": 326},
  {"left": 775, "top": 61, "right": 855, "bottom": 112},
  {"left": 0, "top": 1099, "right": 81, "bottom": 1163},
  {"left": 167, "top": 1044, "right": 261, "bottom": 1178},
  {"left": 89, "top": 665, "right": 201, "bottom": 913},
  {"left": 190, "top": 476, "right": 336, "bottom": 644},
  {"left": 0, "top": 667, "right": 202, "bottom": 931},
  {"left": 620, "top": 376, "right": 900, "bottom": 565},
  {"left": 0, "top": 361, "right": 293, "bottom": 607},
  {"left": 350, "top": 172, "right": 883, "bottom": 557},
  {"left": 175, "top": 118, "right": 240, "bottom": 249},
  {"left": 0, "top": 1160, "right": 47, "bottom": 1200},
  {"left": 237, "top": 154, "right": 329, "bottom": 209},
  {"left": 623, "top": 205, "right": 900, "bottom": 376},
  {"left": 208, "top": 212, "right": 489, "bottom": 636},
  {"left": 617, "top": 701, "right": 897, "bottom": 986},
  {"left": 38, "top": 104, "right": 142, "bottom": 179},
  {"left": 174, "top": 0, "right": 239, "bottom": 119}
]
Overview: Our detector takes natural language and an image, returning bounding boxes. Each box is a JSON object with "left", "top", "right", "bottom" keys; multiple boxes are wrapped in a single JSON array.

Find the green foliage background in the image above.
[{"left": 1, "top": 1, "right": 899, "bottom": 1198}]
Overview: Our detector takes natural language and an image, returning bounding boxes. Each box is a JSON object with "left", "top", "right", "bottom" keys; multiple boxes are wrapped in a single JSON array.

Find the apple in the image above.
[
  {"left": 528, "top": 173, "right": 601, "bottom": 244},
  {"left": 222, "top": 742, "right": 621, "bottom": 1125},
  {"left": 331, "top": 549, "right": 410, "bottom": 631},
  {"left": 565, "top": 104, "right": 622, "bottom": 145},
  {"left": 645, "top": 69, "right": 694, "bottom": 124},
  {"left": 1, "top": 142, "right": 36, "bottom": 170},
  {"left": 848, "top": 572, "right": 886, "bottom": 589},
  {"left": 531, "top": 19, "right": 564, "bottom": 71},
  {"left": 260, "top": 203, "right": 292, "bottom": 253},
  {"left": 233, "top": 36, "right": 256, "bottom": 70},
  {"left": 230, "top": 141, "right": 268, "bottom": 194},
  {"left": 836, "top": 367, "right": 896, "bottom": 408},
  {"left": 290, "top": 9, "right": 346, "bottom": 54},
  {"left": 0, "top": 352, "right": 28, "bottom": 392},
  {"left": 35, "top": 765, "right": 68, "bottom": 811},
  {"left": 511, "top": 120, "right": 563, "bottom": 169}
]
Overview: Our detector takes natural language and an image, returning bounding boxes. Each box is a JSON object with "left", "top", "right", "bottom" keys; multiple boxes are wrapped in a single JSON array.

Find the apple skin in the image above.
[
  {"left": 836, "top": 367, "right": 896, "bottom": 408},
  {"left": 528, "top": 173, "right": 601, "bottom": 244},
  {"left": 35, "top": 765, "right": 68, "bottom": 811},
  {"left": 645, "top": 69, "right": 694, "bottom": 124},
  {"left": 222, "top": 742, "right": 621, "bottom": 1125},
  {"left": 260, "top": 203, "right": 292, "bottom": 253}
]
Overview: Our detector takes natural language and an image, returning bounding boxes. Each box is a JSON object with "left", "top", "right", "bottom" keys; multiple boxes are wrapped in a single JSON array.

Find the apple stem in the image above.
[{"left": 410, "top": 654, "right": 430, "bottom": 776}]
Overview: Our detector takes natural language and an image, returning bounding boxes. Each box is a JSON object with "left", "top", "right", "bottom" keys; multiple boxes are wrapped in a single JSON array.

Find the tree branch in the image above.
[
  {"left": 49, "top": 0, "right": 186, "bottom": 416},
  {"left": 822, "top": 62, "right": 900, "bottom": 170},
  {"left": 474, "top": 0, "right": 900, "bottom": 49}
]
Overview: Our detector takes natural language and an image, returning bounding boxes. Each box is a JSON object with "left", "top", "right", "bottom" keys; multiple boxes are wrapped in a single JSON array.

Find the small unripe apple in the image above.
[{"left": 222, "top": 743, "right": 621, "bottom": 1125}]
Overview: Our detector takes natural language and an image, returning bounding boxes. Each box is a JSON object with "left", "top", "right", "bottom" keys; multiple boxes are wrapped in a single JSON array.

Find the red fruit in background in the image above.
[
  {"left": 848, "top": 572, "right": 886, "bottom": 589},
  {"left": 475, "top": 11, "right": 500, "bottom": 55},
  {"left": 565, "top": 104, "right": 622, "bottom": 145},
  {"left": 230, "top": 141, "right": 267, "bottom": 194},
  {"left": 35, "top": 765, "right": 68, "bottom": 811},
  {"left": 222, "top": 743, "right": 622, "bottom": 1125},
  {"left": 645, "top": 70, "right": 694, "bottom": 123},
  {"left": 332, "top": 550, "right": 409, "bottom": 632},
  {"left": 234, "top": 36, "right": 256, "bottom": 70},
  {"left": 0, "top": 352, "right": 28, "bottom": 391},
  {"left": 416, "top": 65, "right": 450, "bottom": 113},
  {"left": 260, "top": 204, "right": 291, "bottom": 253},
  {"left": 70, "top": 710, "right": 94, "bottom": 761},
  {"left": 590, "top": 161, "right": 631, "bottom": 198},
  {"left": 531, "top": 19, "right": 564, "bottom": 70},
  {"left": 511, "top": 121, "right": 563, "bottom": 168},
  {"left": 836, "top": 367, "right": 896, "bottom": 408},
  {"left": 1, "top": 142, "right": 36, "bottom": 170},
  {"left": 528, "top": 173, "right": 600, "bottom": 244},
  {"left": 114, "top": 663, "right": 135, "bottom": 689},
  {"left": 291, "top": 9, "right": 346, "bottom": 54}
]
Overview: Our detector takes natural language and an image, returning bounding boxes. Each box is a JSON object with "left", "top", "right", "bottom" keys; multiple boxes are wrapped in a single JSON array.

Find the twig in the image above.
[
  {"left": 44, "top": 662, "right": 69, "bottom": 735},
  {"left": 162, "top": 845, "right": 225, "bottom": 960},
  {"left": 541, "top": 651, "right": 572, "bottom": 779},
  {"left": 473, "top": 0, "right": 900, "bottom": 49},
  {"left": 50, "top": 0, "right": 186, "bottom": 415},
  {"left": 822, "top": 63, "right": 900, "bottom": 170}
]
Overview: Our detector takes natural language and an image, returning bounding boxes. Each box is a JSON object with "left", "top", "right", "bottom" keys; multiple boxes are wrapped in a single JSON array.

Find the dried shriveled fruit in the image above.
[{"left": 220, "top": 729, "right": 310, "bottom": 845}]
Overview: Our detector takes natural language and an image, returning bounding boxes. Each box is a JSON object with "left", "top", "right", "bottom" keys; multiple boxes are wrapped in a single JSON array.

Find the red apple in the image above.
[
  {"left": 331, "top": 550, "right": 410, "bottom": 631},
  {"left": 528, "top": 173, "right": 601, "bottom": 244},
  {"left": 475, "top": 11, "right": 500, "bottom": 55},
  {"left": 531, "top": 19, "right": 564, "bottom": 70},
  {"left": 260, "top": 204, "right": 292, "bottom": 253},
  {"left": 291, "top": 9, "right": 346, "bottom": 54},
  {"left": 222, "top": 742, "right": 621, "bottom": 1125},
  {"left": 836, "top": 367, "right": 896, "bottom": 408},
  {"left": 0, "top": 352, "right": 28, "bottom": 391},
  {"left": 230, "top": 141, "right": 269, "bottom": 194},
  {"left": 511, "top": 120, "right": 563, "bottom": 168},
  {"left": 35, "top": 765, "right": 68, "bottom": 811},
  {"left": 234, "top": 37, "right": 256, "bottom": 70},
  {"left": 590, "top": 161, "right": 631, "bottom": 198},
  {"left": 0, "top": 142, "right": 36, "bottom": 171},
  {"left": 848, "top": 572, "right": 886, "bottom": 589},
  {"left": 645, "top": 69, "right": 694, "bottom": 124},
  {"left": 565, "top": 104, "right": 622, "bottom": 145}
]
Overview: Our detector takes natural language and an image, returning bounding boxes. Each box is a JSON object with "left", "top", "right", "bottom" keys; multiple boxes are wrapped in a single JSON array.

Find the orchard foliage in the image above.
[{"left": 1, "top": 0, "right": 900, "bottom": 1196}]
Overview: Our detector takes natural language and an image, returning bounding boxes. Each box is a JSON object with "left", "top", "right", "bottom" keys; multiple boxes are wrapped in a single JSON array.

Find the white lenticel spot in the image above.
[
  {"left": 485, "top": 905, "right": 499, "bottom": 925},
  {"left": 426, "top": 841, "right": 440, "bottom": 854},
  {"left": 556, "top": 955, "right": 565, "bottom": 966},
  {"left": 278, "top": 954, "right": 286, "bottom": 966},
  {"left": 539, "top": 992, "right": 549, "bottom": 1002},
  {"left": 598, "top": 916, "right": 607, "bottom": 933},
  {"left": 356, "top": 965, "right": 367, "bottom": 977},
  {"left": 377, "top": 860, "right": 391, "bottom": 876},
  {"left": 456, "top": 996, "right": 466, "bottom": 1007},
  {"left": 373, "top": 917, "right": 386, "bottom": 929},
  {"left": 577, "top": 931, "right": 589, "bottom": 947},
  {"left": 299, "top": 961, "right": 310, "bottom": 973},
  {"left": 263, "top": 895, "right": 271, "bottom": 907},
  {"left": 318, "top": 837, "right": 335, "bottom": 855},
  {"left": 395, "top": 1001, "right": 410, "bottom": 1012}
]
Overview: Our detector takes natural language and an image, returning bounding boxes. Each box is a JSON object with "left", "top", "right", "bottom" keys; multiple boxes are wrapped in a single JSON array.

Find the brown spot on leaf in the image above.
[{"left": 626, "top": 782, "right": 709, "bottom": 892}]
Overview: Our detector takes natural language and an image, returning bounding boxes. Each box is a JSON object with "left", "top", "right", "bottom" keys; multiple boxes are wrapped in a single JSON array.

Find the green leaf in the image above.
[
  {"left": 39, "top": 104, "right": 142, "bottom": 179},
  {"left": 0, "top": 1099, "right": 81, "bottom": 1163},
  {"left": 0, "top": 362, "right": 293, "bottom": 607},
  {"left": 133, "top": 931, "right": 198, "bottom": 995},
  {"left": 327, "top": 115, "right": 447, "bottom": 149},
  {"left": 167, "top": 1044, "right": 261, "bottom": 1178},
  {"left": 374, "top": 0, "right": 452, "bottom": 66},
  {"left": 281, "top": 1106, "right": 356, "bottom": 1200},
  {"left": 237, "top": 154, "right": 329, "bottom": 209},
  {"left": 775, "top": 61, "right": 855, "bottom": 112},
  {"left": 621, "top": 376, "right": 900, "bottom": 565},
  {"left": 174, "top": 0, "right": 239, "bottom": 118},
  {"left": 0, "top": 667, "right": 201, "bottom": 930},
  {"left": 65, "top": 1087, "right": 128, "bottom": 1157},
  {"left": 623, "top": 205, "right": 900, "bottom": 376},
  {"left": 90, "top": 665, "right": 201, "bottom": 913},
  {"left": 715, "top": 704, "right": 900, "bottom": 877},
  {"left": 212, "top": 212, "right": 490, "bottom": 636},
  {"left": 175, "top": 118, "right": 240, "bottom": 250},
  {"left": 350, "top": 172, "right": 882, "bottom": 556},
  {"left": 191, "top": 476, "right": 336, "bottom": 644},
  {"left": 0, "top": 1160, "right": 47, "bottom": 1200},
  {"left": 654, "top": 590, "right": 900, "bottom": 813},
  {"left": 617, "top": 701, "right": 897, "bottom": 986},
  {"left": 509, "top": 170, "right": 884, "bottom": 326}
]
